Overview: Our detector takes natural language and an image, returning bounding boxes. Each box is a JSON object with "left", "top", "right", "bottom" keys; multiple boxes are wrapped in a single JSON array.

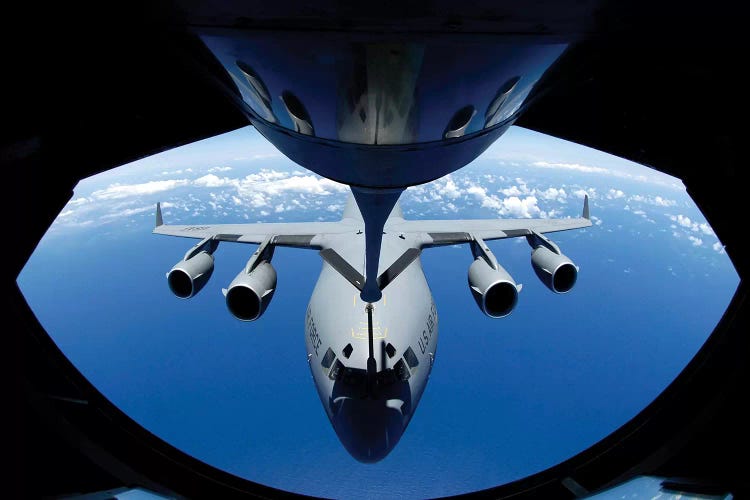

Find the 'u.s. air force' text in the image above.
[
  {"left": 417, "top": 301, "right": 437, "bottom": 354},
  {"left": 306, "top": 308, "right": 322, "bottom": 356}
]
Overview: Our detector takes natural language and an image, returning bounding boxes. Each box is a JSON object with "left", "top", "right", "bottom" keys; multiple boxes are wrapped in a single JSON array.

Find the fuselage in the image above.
[
  {"left": 157, "top": 177, "right": 590, "bottom": 463},
  {"left": 305, "top": 210, "right": 438, "bottom": 463}
]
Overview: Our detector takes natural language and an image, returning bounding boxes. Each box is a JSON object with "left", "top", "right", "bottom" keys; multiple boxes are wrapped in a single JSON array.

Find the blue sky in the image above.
[{"left": 17, "top": 126, "right": 739, "bottom": 498}]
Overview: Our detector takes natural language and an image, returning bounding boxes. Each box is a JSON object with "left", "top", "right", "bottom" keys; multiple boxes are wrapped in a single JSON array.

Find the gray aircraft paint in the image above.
[
  {"left": 154, "top": 189, "right": 590, "bottom": 462},
  {"left": 304, "top": 200, "right": 436, "bottom": 461}
]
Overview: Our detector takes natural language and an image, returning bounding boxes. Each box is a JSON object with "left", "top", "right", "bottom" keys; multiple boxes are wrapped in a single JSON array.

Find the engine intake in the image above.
[
  {"left": 531, "top": 246, "right": 578, "bottom": 293},
  {"left": 225, "top": 261, "right": 277, "bottom": 321},
  {"left": 167, "top": 251, "right": 214, "bottom": 299},
  {"left": 468, "top": 258, "right": 520, "bottom": 318}
]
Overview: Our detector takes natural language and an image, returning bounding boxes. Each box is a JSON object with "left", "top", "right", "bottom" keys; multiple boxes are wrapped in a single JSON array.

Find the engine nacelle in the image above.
[
  {"left": 225, "top": 261, "right": 277, "bottom": 321},
  {"left": 167, "top": 251, "right": 215, "bottom": 299},
  {"left": 468, "top": 258, "right": 520, "bottom": 318},
  {"left": 531, "top": 245, "right": 578, "bottom": 293}
]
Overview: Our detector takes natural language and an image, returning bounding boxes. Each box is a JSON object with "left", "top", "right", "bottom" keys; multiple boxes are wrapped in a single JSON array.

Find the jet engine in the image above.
[
  {"left": 468, "top": 257, "right": 520, "bottom": 318},
  {"left": 225, "top": 261, "right": 277, "bottom": 321},
  {"left": 167, "top": 251, "right": 215, "bottom": 299},
  {"left": 530, "top": 245, "right": 578, "bottom": 293}
]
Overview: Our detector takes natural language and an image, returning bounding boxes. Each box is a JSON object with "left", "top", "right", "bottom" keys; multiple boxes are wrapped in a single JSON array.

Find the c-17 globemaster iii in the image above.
[{"left": 153, "top": 190, "right": 591, "bottom": 462}]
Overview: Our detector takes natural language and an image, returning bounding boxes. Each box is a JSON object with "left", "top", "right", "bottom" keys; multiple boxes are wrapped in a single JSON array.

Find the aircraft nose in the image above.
[{"left": 331, "top": 397, "right": 406, "bottom": 463}]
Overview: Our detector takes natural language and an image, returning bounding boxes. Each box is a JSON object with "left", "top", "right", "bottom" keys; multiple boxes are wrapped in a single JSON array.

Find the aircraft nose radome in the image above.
[{"left": 332, "top": 397, "right": 405, "bottom": 463}]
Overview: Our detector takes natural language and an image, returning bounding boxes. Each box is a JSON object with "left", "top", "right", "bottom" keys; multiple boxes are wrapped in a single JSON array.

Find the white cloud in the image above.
[
  {"left": 497, "top": 196, "right": 541, "bottom": 218},
  {"left": 68, "top": 197, "right": 89, "bottom": 206},
  {"left": 208, "top": 166, "right": 232, "bottom": 172},
  {"left": 209, "top": 191, "right": 227, "bottom": 202},
  {"left": 194, "top": 174, "right": 234, "bottom": 188},
  {"left": 671, "top": 214, "right": 693, "bottom": 228},
  {"left": 629, "top": 194, "right": 677, "bottom": 207},
  {"left": 652, "top": 196, "right": 676, "bottom": 207},
  {"left": 92, "top": 179, "right": 189, "bottom": 199},
  {"left": 100, "top": 205, "right": 154, "bottom": 220},
  {"left": 514, "top": 178, "right": 529, "bottom": 191},
  {"left": 606, "top": 189, "right": 625, "bottom": 199},
  {"left": 688, "top": 236, "right": 703, "bottom": 246},
  {"left": 189, "top": 169, "right": 348, "bottom": 210},
  {"left": 539, "top": 187, "right": 567, "bottom": 202},
  {"left": 669, "top": 214, "right": 715, "bottom": 235},
  {"left": 527, "top": 159, "right": 684, "bottom": 189},
  {"left": 500, "top": 185, "right": 525, "bottom": 197},
  {"left": 247, "top": 193, "right": 269, "bottom": 208},
  {"left": 238, "top": 173, "right": 346, "bottom": 196},
  {"left": 249, "top": 153, "right": 283, "bottom": 160},
  {"left": 713, "top": 242, "right": 725, "bottom": 254},
  {"left": 436, "top": 176, "right": 461, "bottom": 199},
  {"left": 466, "top": 185, "right": 488, "bottom": 198},
  {"left": 532, "top": 161, "right": 609, "bottom": 174},
  {"left": 479, "top": 196, "right": 503, "bottom": 211},
  {"left": 698, "top": 222, "right": 715, "bottom": 236},
  {"left": 573, "top": 189, "right": 593, "bottom": 200},
  {"left": 273, "top": 176, "right": 342, "bottom": 195},
  {"left": 65, "top": 220, "right": 94, "bottom": 227}
]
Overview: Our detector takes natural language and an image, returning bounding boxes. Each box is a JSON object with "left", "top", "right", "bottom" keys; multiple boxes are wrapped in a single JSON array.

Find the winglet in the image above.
[
  {"left": 582, "top": 194, "right": 590, "bottom": 220},
  {"left": 155, "top": 202, "right": 163, "bottom": 227}
]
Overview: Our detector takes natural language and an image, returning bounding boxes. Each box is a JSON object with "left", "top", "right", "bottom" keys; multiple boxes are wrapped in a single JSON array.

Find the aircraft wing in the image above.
[
  {"left": 389, "top": 195, "right": 591, "bottom": 247},
  {"left": 152, "top": 202, "right": 353, "bottom": 247}
]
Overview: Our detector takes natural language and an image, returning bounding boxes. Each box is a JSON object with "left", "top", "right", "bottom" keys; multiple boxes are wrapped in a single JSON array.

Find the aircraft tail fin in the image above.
[
  {"left": 582, "top": 194, "right": 590, "bottom": 220},
  {"left": 341, "top": 191, "right": 403, "bottom": 221},
  {"left": 155, "top": 202, "right": 163, "bottom": 227},
  {"left": 390, "top": 201, "right": 403, "bottom": 219},
  {"left": 341, "top": 192, "right": 363, "bottom": 221}
]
